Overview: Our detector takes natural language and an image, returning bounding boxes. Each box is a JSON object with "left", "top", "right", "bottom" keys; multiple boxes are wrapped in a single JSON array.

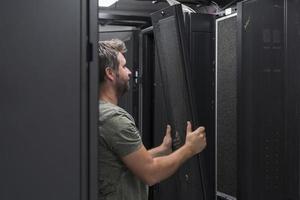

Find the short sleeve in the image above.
[{"left": 102, "top": 111, "right": 142, "bottom": 157}]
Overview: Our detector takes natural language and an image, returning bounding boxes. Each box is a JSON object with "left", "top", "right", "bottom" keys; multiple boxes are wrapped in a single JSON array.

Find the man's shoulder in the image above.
[
  {"left": 99, "top": 101, "right": 132, "bottom": 122},
  {"left": 98, "top": 101, "right": 141, "bottom": 157}
]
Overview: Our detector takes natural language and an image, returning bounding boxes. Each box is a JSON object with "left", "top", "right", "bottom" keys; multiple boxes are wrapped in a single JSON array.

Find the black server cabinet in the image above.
[
  {"left": 0, "top": 1, "right": 98, "bottom": 200},
  {"left": 99, "top": 30, "right": 140, "bottom": 124},
  {"left": 217, "top": 0, "right": 300, "bottom": 199},
  {"left": 237, "top": 1, "right": 285, "bottom": 199},
  {"left": 143, "top": 4, "right": 215, "bottom": 200}
]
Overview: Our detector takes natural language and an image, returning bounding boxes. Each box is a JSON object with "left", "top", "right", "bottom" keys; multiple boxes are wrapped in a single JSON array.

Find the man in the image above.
[{"left": 98, "top": 39, "right": 207, "bottom": 200}]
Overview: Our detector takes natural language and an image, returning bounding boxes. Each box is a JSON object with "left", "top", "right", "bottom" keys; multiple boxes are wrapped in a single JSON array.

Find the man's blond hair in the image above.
[
  {"left": 100, "top": 39, "right": 127, "bottom": 53},
  {"left": 98, "top": 39, "right": 127, "bottom": 84}
]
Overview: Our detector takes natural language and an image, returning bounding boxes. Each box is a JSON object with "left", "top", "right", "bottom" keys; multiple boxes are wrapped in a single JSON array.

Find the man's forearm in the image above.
[
  {"left": 148, "top": 145, "right": 169, "bottom": 157},
  {"left": 147, "top": 145, "right": 193, "bottom": 185}
]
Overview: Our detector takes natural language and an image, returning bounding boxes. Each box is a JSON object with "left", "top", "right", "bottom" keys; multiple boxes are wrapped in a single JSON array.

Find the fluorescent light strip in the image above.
[{"left": 99, "top": 0, "right": 118, "bottom": 7}]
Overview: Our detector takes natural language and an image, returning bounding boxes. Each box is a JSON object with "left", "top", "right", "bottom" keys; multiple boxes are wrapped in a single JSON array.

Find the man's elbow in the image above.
[{"left": 142, "top": 176, "right": 158, "bottom": 186}]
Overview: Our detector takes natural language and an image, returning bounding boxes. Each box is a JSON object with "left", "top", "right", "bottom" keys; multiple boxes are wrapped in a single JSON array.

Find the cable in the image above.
[
  {"left": 211, "top": 1, "right": 219, "bottom": 8},
  {"left": 221, "top": 0, "right": 239, "bottom": 10},
  {"left": 210, "top": 0, "right": 220, "bottom": 12}
]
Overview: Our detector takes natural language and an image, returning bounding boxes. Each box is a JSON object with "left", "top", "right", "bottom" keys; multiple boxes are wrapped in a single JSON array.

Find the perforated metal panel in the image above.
[
  {"left": 216, "top": 13, "right": 238, "bottom": 200},
  {"left": 151, "top": 4, "right": 206, "bottom": 200}
]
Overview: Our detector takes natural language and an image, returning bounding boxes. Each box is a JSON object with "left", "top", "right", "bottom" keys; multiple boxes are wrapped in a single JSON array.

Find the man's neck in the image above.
[
  {"left": 100, "top": 95, "right": 118, "bottom": 105},
  {"left": 99, "top": 84, "right": 118, "bottom": 105}
]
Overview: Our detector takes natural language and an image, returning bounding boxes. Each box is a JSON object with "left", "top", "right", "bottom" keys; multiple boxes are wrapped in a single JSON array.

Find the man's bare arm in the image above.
[{"left": 122, "top": 122, "right": 206, "bottom": 186}]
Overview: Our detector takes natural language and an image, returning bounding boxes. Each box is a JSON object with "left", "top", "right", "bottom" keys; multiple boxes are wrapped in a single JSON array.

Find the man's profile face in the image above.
[{"left": 115, "top": 52, "right": 132, "bottom": 96}]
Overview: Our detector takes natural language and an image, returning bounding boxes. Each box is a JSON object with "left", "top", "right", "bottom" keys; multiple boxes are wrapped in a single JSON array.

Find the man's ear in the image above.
[{"left": 105, "top": 67, "right": 116, "bottom": 81}]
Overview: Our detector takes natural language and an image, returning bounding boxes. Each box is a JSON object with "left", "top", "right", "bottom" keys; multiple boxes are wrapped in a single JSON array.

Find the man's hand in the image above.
[
  {"left": 184, "top": 121, "right": 206, "bottom": 156},
  {"left": 148, "top": 125, "right": 173, "bottom": 157},
  {"left": 160, "top": 125, "right": 172, "bottom": 155}
]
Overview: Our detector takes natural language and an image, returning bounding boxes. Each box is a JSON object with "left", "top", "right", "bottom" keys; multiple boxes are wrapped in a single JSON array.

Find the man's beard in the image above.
[{"left": 116, "top": 76, "right": 130, "bottom": 97}]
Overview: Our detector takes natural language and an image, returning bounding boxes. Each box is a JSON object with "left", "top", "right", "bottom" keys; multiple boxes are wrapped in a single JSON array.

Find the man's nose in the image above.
[{"left": 127, "top": 68, "right": 132, "bottom": 76}]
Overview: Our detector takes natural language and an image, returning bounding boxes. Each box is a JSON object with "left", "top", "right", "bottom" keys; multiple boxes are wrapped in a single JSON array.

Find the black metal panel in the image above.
[
  {"left": 285, "top": 0, "right": 300, "bottom": 199},
  {"left": 0, "top": 0, "right": 93, "bottom": 200},
  {"left": 88, "top": 0, "right": 100, "bottom": 199},
  {"left": 237, "top": 1, "right": 285, "bottom": 199},
  {"left": 216, "top": 13, "right": 238, "bottom": 200},
  {"left": 99, "top": 30, "right": 140, "bottom": 125},
  {"left": 151, "top": 4, "right": 206, "bottom": 200},
  {"left": 186, "top": 13, "right": 216, "bottom": 200},
  {"left": 140, "top": 27, "right": 179, "bottom": 200},
  {"left": 152, "top": 37, "right": 180, "bottom": 200},
  {"left": 98, "top": 13, "right": 151, "bottom": 28},
  {"left": 139, "top": 28, "right": 155, "bottom": 150}
]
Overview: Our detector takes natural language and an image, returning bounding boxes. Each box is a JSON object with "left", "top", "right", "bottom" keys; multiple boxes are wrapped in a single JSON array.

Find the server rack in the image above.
[
  {"left": 216, "top": 0, "right": 300, "bottom": 199},
  {"left": 140, "top": 4, "right": 215, "bottom": 200},
  {"left": 237, "top": 1, "right": 285, "bottom": 199},
  {"left": 0, "top": 1, "right": 98, "bottom": 200}
]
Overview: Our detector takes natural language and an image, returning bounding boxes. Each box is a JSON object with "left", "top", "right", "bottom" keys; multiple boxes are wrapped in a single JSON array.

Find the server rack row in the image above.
[{"left": 100, "top": 1, "right": 300, "bottom": 199}]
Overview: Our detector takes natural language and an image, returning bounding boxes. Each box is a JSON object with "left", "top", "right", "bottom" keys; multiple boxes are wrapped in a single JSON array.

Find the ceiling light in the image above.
[{"left": 99, "top": 0, "right": 118, "bottom": 7}]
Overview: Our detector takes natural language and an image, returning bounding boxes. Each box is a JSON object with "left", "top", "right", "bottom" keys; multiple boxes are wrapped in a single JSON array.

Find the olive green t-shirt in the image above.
[{"left": 98, "top": 100, "right": 148, "bottom": 200}]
